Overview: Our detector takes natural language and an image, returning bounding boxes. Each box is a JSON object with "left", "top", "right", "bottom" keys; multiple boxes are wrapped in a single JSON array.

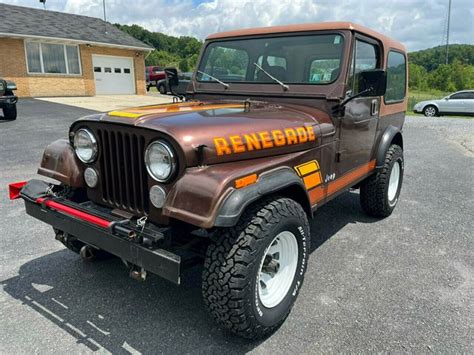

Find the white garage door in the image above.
[{"left": 92, "top": 55, "right": 135, "bottom": 95}]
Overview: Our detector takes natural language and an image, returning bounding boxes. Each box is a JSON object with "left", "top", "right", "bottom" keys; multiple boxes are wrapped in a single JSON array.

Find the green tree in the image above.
[
  {"left": 408, "top": 63, "right": 428, "bottom": 90},
  {"left": 179, "top": 58, "right": 189, "bottom": 72}
]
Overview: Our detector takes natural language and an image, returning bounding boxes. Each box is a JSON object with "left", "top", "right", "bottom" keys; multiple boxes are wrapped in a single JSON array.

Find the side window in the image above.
[
  {"left": 466, "top": 92, "right": 474, "bottom": 100},
  {"left": 348, "top": 40, "right": 378, "bottom": 94},
  {"left": 450, "top": 93, "right": 469, "bottom": 100},
  {"left": 309, "top": 59, "right": 341, "bottom": 83},
  {"left": 385, "top": 51, "right": 406, "bottom": 103}
]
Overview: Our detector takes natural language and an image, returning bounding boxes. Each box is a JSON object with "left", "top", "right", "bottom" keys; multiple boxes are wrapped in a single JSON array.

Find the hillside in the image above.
[
  {"left": 115, "top": 24, "right": 473, "bottom": 91},
  {"left": 408, "top": 44, "right": 474, "bottom": 71}
]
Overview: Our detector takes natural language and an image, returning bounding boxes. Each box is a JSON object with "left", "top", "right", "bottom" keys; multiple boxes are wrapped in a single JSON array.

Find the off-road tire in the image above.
[
  {"left": 202, "top": 196, "right": 310, "bottom": 339},
  {"left": 158, "top": 84, "right": 166, "bottom": 95},
  {"left": 360, "top": 144, "right": 404, "bottom": 217},
  {"left": 423, "top": 105, "right": 438, "bottom": 117},
  {"left": 2, "top": 104, "right": 17, "bottom": 120}
]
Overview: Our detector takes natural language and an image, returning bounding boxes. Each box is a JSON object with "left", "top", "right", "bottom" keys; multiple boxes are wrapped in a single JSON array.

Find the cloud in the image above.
[{"left": 2, "top": 0, "right": 473, "bottom": 51}]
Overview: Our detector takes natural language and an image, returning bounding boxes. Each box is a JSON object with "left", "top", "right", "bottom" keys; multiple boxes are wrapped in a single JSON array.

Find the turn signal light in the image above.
[{"left": 235, "top": 174, "right": 258, "bottom": 189}]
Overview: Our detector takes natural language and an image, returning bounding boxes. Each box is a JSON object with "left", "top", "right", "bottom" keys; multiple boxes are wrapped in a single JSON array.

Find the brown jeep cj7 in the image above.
[{"left": 10, "top": 22, "right": 407, "bottom": 339}]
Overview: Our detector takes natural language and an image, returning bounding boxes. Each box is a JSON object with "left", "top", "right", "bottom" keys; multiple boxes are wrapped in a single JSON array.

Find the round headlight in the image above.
[
  {"left": 145, "top": 141, "right": 176, "bottom": 182},
  {"left": 74, "top": 128, "right": 97, "bottom": 163}
]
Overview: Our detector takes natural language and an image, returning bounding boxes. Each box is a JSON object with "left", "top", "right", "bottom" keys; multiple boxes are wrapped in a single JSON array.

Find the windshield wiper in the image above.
[
  {"left": 253, "top": 63, "right": 289, "bottom": 91},
  {"left": 197, "top": 70, "right": 229, "bottom": 89}
]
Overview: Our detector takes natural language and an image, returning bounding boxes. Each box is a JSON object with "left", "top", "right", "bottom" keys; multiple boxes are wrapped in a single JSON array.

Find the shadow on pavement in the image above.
[{"left": 2, "top": 190, "right": 377, "bottom": 353}]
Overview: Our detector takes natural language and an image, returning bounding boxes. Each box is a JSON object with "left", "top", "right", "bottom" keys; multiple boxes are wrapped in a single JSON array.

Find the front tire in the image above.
[
  {"left": 2, "top": 104, "right": 17, "bottom": 120},
  {"left": 360, "top": 144, "right": 404, "bottom": 217},
  {"left": 202, "top": 197, "right": 310, "bottom": 339},
  {"left": 158, "top": 84, "right": 166, "bottom": 94},
  {"left": 423, "top": 105, "right": 438, "bottom": 117}
]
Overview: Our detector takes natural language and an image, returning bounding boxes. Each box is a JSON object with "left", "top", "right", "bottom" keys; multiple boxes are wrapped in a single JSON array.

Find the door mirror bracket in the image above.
[{"left": 332, "top": 69, "right": 386, "bottom": 117}]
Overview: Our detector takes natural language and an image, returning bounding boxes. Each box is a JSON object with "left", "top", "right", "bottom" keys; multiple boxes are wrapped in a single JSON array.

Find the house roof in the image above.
[{"left": 0, "top": 3, "right": 153, "bottom": 51}]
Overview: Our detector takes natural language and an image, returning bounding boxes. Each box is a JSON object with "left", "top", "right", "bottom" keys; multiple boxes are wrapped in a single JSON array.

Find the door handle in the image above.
[{"left": 371, "top": 99, "right": 379, "bottom": 116}]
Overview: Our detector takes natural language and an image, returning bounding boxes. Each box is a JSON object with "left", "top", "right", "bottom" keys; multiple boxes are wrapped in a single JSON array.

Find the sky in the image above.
[{"left": 1, "top": 0, "right": 473, "bottom": 51}]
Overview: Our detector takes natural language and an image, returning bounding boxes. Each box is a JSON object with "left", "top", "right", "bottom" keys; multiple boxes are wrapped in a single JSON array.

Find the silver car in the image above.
[{"left": 413, "top": 90, "right": 474, "bottom": 117}]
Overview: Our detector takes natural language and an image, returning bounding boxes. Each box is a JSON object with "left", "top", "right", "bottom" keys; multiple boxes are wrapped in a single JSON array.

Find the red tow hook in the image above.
[{"left": 8, "top": 181, "right": 27, "bottom": 200}]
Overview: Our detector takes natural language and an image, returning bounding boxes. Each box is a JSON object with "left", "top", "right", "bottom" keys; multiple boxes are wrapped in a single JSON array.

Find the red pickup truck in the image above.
[{"left": 145, "top": 66, "right": 166, "bottom": 91}]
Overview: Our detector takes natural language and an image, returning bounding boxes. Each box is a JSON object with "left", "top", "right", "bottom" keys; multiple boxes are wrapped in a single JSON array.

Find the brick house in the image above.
[{"left": 0, "top": 3, "right": 153, "bottom": 97}]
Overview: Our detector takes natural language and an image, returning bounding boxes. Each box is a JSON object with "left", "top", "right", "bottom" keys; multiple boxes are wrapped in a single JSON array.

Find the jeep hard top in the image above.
[{"left": 10, "top": 22, "right": 407, "bottom": 339}]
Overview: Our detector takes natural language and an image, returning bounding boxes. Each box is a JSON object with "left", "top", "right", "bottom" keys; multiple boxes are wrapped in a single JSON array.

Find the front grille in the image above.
[{"left": 96, "top": 128, "right": 149, "bottom": 214}]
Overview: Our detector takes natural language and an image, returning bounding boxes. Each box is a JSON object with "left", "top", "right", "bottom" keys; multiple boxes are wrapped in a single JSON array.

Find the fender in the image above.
[
  {"left": 37, "top": 139, "right": 84, "bottom": 187},
  {"left": 214, "top": 167, "right": 309, "bottom": 227},
  {"left": 375, "top": 126, "right": 403, "bottom": 169},
  {"left": 162, "top": 151, "right": 313, "bottom": 229}
]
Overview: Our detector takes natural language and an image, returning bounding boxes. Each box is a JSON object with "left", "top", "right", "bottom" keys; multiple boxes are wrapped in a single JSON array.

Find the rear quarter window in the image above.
[{"left": 385, "top": 50, "right": 406, "bottom": 103}]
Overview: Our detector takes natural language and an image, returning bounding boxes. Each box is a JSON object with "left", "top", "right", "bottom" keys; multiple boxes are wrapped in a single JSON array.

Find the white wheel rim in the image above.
[
  {"left": 425, "top": 107, "right": 436, "bottom": 116},
  {"left": 258, "top": 231, "right": 298, "bottom": 308},
  {"left": 388, "top": 161, "right": 401, "bottom": 202}
]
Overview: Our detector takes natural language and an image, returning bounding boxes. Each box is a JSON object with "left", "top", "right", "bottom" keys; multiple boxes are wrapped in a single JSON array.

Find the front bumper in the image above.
[
  {"left": 0, "top": 94, "right": 18, "bottom": 105},
  {"left": 18, "top": 180, "right": 181, "bottom": 284}
]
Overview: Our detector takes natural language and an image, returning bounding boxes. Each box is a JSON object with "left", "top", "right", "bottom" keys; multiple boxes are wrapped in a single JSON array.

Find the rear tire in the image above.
[
  {"left": 202, "top": 196, "right": 310, "bottom": 339},
  {"left": 360, "top": 144, "right": 404, "bottom": 217},
  {"left": 2, "top": 104, "right": 17, "bottom": 120},
  {"left": 423, "top": 105, "right": 438, "bottom": 117}
]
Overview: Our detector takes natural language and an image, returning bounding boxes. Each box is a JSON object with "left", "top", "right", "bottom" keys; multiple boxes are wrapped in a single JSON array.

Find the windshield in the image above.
[{"left": 197, "top": 34, "right": 344, "bottom": 86}]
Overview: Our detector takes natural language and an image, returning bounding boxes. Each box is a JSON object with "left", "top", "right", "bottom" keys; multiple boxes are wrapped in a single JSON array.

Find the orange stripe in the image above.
[
  {"left": 303, "top": 172, "right": 322, "bottom": 190},
  {"left": 295, "top": 160, "right": 320, "bottom": 176},
  {"left": 309, "top": 160, "right": 376, "bottom": 205}
]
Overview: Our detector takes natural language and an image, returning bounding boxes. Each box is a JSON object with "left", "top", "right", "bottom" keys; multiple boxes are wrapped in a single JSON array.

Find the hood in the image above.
[{"left": 77, "top": 100, "right": 335, "bottom": 166}]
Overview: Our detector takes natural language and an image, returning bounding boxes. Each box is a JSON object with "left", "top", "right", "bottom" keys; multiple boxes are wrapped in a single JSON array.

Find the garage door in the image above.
[{"left": 92, "top": 55, "right": 135, "bottom": 95}]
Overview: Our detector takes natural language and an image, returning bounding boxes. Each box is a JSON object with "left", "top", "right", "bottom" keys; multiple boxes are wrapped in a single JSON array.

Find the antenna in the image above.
[
  {"left": 103, "top": 0, "right": 107, "bottom": 34},
  {"left": 445, "top": 0, "right": 452, "bottom": 64}
]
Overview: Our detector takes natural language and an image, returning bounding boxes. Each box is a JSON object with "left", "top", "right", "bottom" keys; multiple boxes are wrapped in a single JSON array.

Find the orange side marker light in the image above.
[{"left": 235, "top": 174, "right": 258, "bottom": 189}]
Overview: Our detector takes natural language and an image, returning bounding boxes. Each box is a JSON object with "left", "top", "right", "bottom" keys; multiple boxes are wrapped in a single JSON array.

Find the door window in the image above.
[
  {"left": 348, "top": 40, "right": 379, "bottom": 95},
  {"left": 450, "top": 93, "right": 469, "bottom": 100}
]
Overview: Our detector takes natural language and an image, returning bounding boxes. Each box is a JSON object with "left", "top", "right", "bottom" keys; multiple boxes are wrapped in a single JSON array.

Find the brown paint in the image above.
[{"left": 35, "top": 23, "right": 406, "bottom": 229}]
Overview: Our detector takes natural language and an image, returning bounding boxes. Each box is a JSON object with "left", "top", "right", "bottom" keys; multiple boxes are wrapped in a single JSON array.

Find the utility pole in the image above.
[
  {"left": 445, "top": 0, "right": 452, "bottom": 64},
  {"left": 103, "top": 0, "right": 107, "bottom": 34}
]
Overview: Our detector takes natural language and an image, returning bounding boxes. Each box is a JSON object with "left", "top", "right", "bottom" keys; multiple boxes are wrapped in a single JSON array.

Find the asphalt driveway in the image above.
[{"left": 0, "top": 99, "right": 472, "bottom": 353}]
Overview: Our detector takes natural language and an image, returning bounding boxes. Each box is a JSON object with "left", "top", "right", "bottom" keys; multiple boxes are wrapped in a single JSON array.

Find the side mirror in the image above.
[
  {"left": 164, "top": 67, "right": 179, "bottom": 88},
  {"left": 444, "top": 97, "right": 449, "bottom": 100},
  {"left": 358, "top": 69, "right": 387, "bottom": 97}
]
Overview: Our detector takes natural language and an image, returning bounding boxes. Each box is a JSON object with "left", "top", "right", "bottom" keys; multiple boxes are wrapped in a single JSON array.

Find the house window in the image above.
[{"left": 25, "top": 41, "right": 81, "bottom": 75}]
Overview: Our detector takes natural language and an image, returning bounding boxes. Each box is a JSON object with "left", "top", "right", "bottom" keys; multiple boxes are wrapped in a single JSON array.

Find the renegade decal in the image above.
[
  {"left": 295, "top": 160, "right": 323, "bottom": 190},
  {"left": 214, "top": 126, "right": 316, "bottom": 156}
]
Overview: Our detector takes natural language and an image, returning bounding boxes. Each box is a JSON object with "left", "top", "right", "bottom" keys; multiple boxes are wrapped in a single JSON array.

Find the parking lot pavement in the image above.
[
  {"left": 1, "top": 99, "right": 472, "bottom": 353},
  {"left": 36, "top": 94, "right": 173, "bottom": 112}
]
